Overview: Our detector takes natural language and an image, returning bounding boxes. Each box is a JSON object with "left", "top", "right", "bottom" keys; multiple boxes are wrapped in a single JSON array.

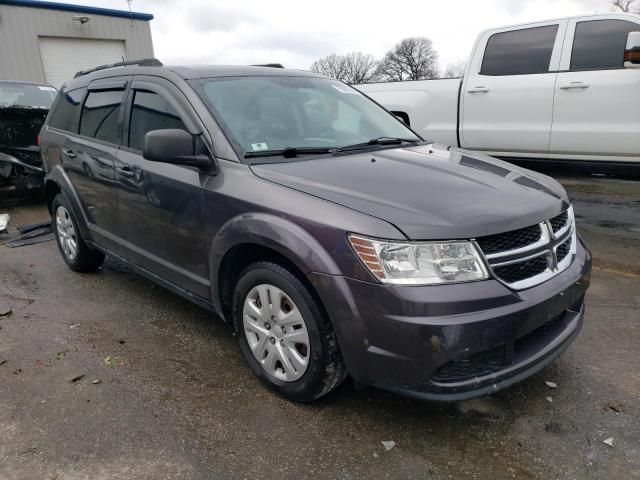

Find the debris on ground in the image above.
[
  {"left": 3, "top": 224, "right": 54, "bottom": 248},
  {"left": 104, "top": 356, "right": 125, "bottom": 368},
  {"left": 91, "top": 379, "right": 102, "bottom": 385},
  {"left": 0, "top": 307, "right": 12, "bottom": 317},
  {"left": 0, "top": 213, "right": 9, "bottom": 233},
  {"left": 544, "top": 422, "right": 563, "bottom": 434},
  {"left": 381, "top": 441, "right": 396, "bottom": 451},
  {"left": 546, "top": 396, "right": 553, "bottom": 403},
  {"left": 602, "top": 402, "right": 624, "bottom": 414},
  {"left": 17, "top": 221, "right": 51, "bottom": 235},
  {"left": 545, "top": 381, "right": 557, "bottom": 389},
  {"left": 56, "top": 350, "right": 69, "bottom": 360},
  {"left": 69, "top": 374, "right": 85, "bottom": 384},
  {"left": 0, "top": 359, "right": 7, "bottom": 367},
  {"left": 603, "top": 437, "right": 614, "bottom": 447},
  {"left": 13, "top": 368, "right": 22, "bottom": 375},
  {"left": 69, "top": 324, "right": 80, "bottom": 329}
]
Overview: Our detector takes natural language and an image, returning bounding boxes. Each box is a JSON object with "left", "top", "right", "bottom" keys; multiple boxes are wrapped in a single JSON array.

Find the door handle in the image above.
[
  {"left": 467, "top": 86, "right": 490, "bottom": 93},
  {"left": 62, "top": 149, "right": 77, "bottom": 159},
  {"left": 116, "top": 166, "right": 136, "bottom": 178},
  {"left": 559, "top": 81, "right": 590, "bottom": 90}
]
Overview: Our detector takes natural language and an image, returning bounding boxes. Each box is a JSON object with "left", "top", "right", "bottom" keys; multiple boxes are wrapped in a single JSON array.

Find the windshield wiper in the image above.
[
  {"left": 333, "top": 137, "right": 420, "bottom": 153},
  {"left": 244, "top": 146, "right": 334, "bottom": 159}
]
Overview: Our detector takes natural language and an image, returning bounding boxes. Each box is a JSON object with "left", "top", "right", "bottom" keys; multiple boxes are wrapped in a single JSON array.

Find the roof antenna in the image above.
[{"left": 126, "top": 0, "right": 134, "bottom": 27}]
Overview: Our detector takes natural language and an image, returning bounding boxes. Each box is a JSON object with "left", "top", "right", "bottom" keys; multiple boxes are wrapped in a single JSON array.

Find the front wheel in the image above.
[
  {"left": 52, "top": 194, "right": 105, "bottom": 272},
  {"left": 232, "top": 262, "right": 346, "bottom": 402}
]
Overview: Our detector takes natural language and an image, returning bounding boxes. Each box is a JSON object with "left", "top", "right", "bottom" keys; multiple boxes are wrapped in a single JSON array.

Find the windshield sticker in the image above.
[
  {"left": 331, "top": 84, "right": 359, "bottom": 95},
  {"left": 251, "top": 143, "right": 269, "bottom": 151},
  {"left": 38, "top": 86, "right": 57, "bottom": 92}
]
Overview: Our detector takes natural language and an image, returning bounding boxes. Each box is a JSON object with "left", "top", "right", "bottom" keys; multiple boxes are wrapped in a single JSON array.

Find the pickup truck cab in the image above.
[{"left": 358, "top": 13, "right": 640, "bottom": 170}]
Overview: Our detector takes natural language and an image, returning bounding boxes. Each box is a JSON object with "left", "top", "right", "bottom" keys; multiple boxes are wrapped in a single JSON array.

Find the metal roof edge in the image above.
[{"left": 0, "top": 0, "right": 153, "bottom": 21}]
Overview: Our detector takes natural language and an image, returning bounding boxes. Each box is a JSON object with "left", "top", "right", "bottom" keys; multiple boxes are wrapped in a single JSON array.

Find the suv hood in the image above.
[{"left": 251, "top": 144, "right": 570, "bottom": 240}]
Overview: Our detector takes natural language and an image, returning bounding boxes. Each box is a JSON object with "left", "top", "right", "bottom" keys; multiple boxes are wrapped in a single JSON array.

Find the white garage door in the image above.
[{"left": 39, "top": 37, "right": 126, "bottom": 88}]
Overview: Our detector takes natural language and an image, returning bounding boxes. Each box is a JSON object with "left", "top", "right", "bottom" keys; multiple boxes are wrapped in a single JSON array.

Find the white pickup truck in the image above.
[{"left": 358, "top": 13, "right": 640, "bottom": 170}]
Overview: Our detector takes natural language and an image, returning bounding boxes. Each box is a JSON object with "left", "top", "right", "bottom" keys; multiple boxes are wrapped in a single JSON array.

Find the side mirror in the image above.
[
  {"left": 143, "top": 129, "right": 212, "bottom": 169},
  {"left": 624, "top": 31, "right": 640, "bottom": 69},
  {"left": 391, "top": 111, "right": 410, "bottom": 126}
]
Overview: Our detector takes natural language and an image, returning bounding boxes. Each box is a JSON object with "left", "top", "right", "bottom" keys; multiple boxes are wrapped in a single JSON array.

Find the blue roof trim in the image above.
[{"left": 0, "top": 0, "right": 153, "bottom": 21}]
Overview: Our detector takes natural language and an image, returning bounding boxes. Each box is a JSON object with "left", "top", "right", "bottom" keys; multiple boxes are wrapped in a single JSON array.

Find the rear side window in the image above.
[
  {"left": 79, "top": 90, "right": 125, "bottom": 144},
  {"left": 571, "top": 20, "right": 639, "bottom": 71},
  {"left": 481, "top": 25, "right": 559, "bottom": 76},
  {"left": 128, "top": 91, "right": 187, "bottom": 151},
  {"left": 48, "top": 88, "right": 86, "bottom": 132}
]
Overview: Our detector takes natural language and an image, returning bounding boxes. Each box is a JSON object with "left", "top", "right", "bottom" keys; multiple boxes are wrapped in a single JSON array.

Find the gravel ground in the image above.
[{"left": 0, "top": 175, "right": 638, "bottom": 480}]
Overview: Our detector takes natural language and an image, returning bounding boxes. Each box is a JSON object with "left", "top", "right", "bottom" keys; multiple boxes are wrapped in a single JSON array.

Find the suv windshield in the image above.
[
  {"left": 192, "top": 76, "right": 420, "bottom": 159},
  {"left": 0, "top": 82, "right": 57, "bottom": 109}
]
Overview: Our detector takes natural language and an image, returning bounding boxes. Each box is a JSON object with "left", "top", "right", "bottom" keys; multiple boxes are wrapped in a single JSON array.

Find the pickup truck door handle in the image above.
[
  {"left": 62, "top": 149, "right": 77, "bottom": 159},
  {"left": 116, "top": 165, "right": 136, "bottom": 178},
  {"left": 467, "top": 86, "right": 490, "bottom": 94},
  {"left": 559, "top": 82, "right": 590, "bottom": 90}
]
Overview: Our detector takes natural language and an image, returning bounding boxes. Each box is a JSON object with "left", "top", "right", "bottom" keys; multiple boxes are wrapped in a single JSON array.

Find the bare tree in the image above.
[
  {"left": 442, "top": 60, "right": 466, "bottom": 78},
  {"left": 377, "top": 37, "right": 439, "bottom": 82},
  {"left": 342, "top": 52, "right": 382, "bottom": 84},
  {"left": 310, "top": 54, "right": 348, "bottom": 82},
  {"left": 611, "top": 0, "right": 639, "bottom": 12},
  {"left": 310, "top": 52, "right": 381, "bottom": 85}
]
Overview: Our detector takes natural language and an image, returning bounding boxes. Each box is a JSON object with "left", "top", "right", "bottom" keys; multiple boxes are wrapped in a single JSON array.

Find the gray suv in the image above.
[{"left": 40, "top": 60, "right": 591, "bottom": 402}]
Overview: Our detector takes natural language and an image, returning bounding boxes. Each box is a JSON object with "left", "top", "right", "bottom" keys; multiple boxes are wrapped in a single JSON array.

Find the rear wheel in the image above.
[
  {"left": 52, "top": 194, "right": 105, "bottom": 272},
  {"left": 232, "top": 262, "right": 346, "bottom": 402}
]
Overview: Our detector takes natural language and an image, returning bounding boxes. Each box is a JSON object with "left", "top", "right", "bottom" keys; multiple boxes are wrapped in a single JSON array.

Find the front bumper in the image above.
[{"left": 308, "top": 236, "right": 592, "bottom": 401}]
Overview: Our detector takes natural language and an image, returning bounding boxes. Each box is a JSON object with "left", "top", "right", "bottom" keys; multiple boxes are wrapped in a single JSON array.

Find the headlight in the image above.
[{"left": 349, "top": 235, "right": 489, "bottom": 285}]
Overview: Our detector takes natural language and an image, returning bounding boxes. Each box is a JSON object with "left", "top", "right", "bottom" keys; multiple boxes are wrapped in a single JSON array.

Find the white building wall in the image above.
[{"left": 0, "top": 3, "right": 154, "bottom": 84}]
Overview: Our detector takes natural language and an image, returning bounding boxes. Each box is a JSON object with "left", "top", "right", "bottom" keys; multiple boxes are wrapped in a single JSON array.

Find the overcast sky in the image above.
[{"left": 63, "top": 0, "right": 616, "bottom": 71}]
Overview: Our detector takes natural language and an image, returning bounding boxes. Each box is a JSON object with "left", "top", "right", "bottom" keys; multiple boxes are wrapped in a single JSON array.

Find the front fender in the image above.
[{"left": 210, "top": 212, "right": 342, "bottom": 304}]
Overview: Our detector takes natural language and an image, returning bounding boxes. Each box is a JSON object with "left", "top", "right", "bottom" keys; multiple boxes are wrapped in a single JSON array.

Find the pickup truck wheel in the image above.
[
  {"left": 52, "top": 194, "right": 105, "bottom": 272},
  {"left": 232, "top": 262, "right": 347, "bottom": 402}
]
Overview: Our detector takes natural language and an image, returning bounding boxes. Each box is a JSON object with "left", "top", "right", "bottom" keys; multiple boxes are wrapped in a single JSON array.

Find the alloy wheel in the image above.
[{"left": 56, "top": 206, "right": 78, "bottom": 261}]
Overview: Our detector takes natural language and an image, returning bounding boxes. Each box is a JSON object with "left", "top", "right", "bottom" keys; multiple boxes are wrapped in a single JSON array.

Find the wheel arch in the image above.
[
  {"left": 211, "top": 213, "right": 341, "bottom": 320},
  {"left": 44, "top": 166, "right": 90, "bottom": 238}
]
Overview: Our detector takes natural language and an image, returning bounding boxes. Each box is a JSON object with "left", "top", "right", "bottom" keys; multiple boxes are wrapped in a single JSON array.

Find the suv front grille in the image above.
[
  {"left": 476, "top": 224, "right": 542, "bottom": 255},
  {"left": 556, "top": 237, "right": 571, "bottom": 263},
  {"left": 476, "top": 208, "right": 576, "bottom": 290},
  {"left": 549, "top": 211, "right": 568, "bottom": 233},
  {"left": 493, "top": 255, "right": 549, "bottom": 284}
]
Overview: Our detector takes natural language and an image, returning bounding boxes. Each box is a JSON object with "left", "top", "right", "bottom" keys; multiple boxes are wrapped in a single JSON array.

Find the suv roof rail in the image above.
[
  {"left": 74, "top": 58, "right": 163, "bottom": 78},
  {"left": 251, "top": 63, "right": 285, "bottom": 68}
]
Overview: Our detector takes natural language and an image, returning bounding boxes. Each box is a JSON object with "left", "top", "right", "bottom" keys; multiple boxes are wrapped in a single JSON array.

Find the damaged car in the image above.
[{"left": 0, "top": 81, "right": 57, "bottom": 192}]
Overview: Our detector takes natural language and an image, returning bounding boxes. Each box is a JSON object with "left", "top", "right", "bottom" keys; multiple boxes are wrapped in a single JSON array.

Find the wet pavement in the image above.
[{"left": 0, "top": 175, "right": 639, "bottom": 480}]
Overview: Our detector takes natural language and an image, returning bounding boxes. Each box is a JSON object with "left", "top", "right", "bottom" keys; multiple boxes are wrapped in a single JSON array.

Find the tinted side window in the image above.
[
  {"left": 481, "top": 25, "right": 559, "bottom": 75},
  {"left": 571, "top": 20, "right": 639, "bottom": 71},
  {"left": 128, "top": 91, "right": 187, "bottom": 151},
  {"left": 48, "top": 88, "right": 86, "bottom": 133},
  {"left": 79, "top": 90, "right": 124, "bottom": 144}
]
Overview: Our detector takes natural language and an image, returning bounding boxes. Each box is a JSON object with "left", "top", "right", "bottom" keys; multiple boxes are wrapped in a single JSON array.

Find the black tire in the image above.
[
  {"left": 232, "top": 262, "right": 347, "bottom": 402},
  {"left": 51, "top": 194, "right": 105, "bottom": 272}
]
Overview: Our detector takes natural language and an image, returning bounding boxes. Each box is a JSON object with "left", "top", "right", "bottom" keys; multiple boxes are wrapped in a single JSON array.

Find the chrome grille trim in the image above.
[
  {"left": 483, "top": 223, "right": 549, "bottom": 261},
  {"left": 478, "top": 206, "right": 576, "bottom": 290}
]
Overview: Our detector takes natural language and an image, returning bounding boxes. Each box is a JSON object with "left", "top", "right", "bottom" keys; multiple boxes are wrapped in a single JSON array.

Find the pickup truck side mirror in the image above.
[
  {"left": 624, "top": 31, "right": 640, "bottom": 69},
  {"left": 143, "top": 129, "right": 213, "bottom": 170}
]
